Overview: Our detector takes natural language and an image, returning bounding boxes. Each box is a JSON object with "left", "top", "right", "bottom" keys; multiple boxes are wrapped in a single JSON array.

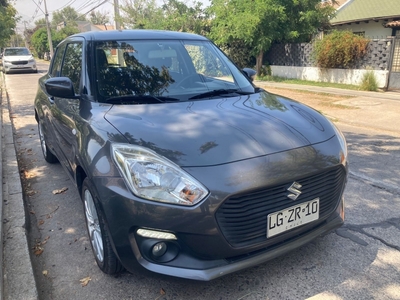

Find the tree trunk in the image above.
[{"left": 256, "top": 50, "right": 264, "bottom": 75}]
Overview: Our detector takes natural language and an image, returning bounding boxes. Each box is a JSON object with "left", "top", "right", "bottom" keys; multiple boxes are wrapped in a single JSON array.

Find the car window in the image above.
[
  {"left": 4, "top": 48, "right": 30, "bottom": 56},
  {"left": 94, "top": 39, "right": 254, "bottom": 102},
  {"left": 50, "top": 44, "right": 66, "bottom": 78},
  {"left": 61, "top": 42, "right": 83, "bottom": 93},
  {"left": 184, "top": 43, "right": 234, "bottom": 83}
]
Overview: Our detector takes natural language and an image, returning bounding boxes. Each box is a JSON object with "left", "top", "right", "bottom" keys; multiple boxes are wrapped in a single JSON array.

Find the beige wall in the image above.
[{"left": 334, "top": 20, "right": 393, "bottom": 38}]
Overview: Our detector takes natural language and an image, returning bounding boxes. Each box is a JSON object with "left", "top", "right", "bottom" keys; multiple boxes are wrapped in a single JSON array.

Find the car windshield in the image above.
[
  {"left": 4, "top": 48, "right": 30, "bottom": 56},
  {"left": 94, "top": 40, "right": 255, "bottom": 103}
]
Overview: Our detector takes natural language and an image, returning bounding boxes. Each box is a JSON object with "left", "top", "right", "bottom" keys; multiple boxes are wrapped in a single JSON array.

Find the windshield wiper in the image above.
[
  {"left": 188, "top": 89, "right": 251, "bottom": 100},
  {"left": 105, "top": 95, "right": 180, "bottom": 104}
]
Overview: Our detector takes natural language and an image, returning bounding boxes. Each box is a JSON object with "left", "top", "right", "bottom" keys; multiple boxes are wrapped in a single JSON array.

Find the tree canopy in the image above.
[
  {"left": 0, "top": 0, "right": 18, "bottom": 48},
  {"left": 208, "top": 0, "right": 335, "bottom": 72},
  {"left": 89, "top": 10, "right": 110, "bottom": 25},
  {"left": 119, "top": 0, "right": 208, "bottom": 34},
  {"left": 31, "top": 25, "right": 79, "bottom": 58},
  {"left": 24, "top": 1, "right": 336, "bottom": 72},
  {"left": 51, "top": 6, "right": 86, "bottom": 28}
]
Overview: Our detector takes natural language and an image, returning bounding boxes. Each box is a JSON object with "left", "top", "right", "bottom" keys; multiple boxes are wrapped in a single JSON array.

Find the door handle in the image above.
[{"left": 48, "top": 96, "right": 54, "bottom": 104}]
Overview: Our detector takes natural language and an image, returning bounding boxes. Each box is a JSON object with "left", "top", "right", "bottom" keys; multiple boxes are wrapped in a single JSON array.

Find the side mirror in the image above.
[
  {"left": 242, "top": 68, "right": 257, "bottom": 81},
  {"left": 45, "top": 77, "right": 78, "bottom": 99}
]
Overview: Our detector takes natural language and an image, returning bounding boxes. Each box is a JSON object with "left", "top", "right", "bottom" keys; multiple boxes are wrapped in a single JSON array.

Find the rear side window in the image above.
[
  {"left": 61, "top": 43, "right": 83, "bottom": 93},
  {"left": 50, "top": 44, "right": 66, "bottom": 78}
]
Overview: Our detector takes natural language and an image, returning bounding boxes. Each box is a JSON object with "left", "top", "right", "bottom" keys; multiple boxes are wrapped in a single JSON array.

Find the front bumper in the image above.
[
  {"left": 3, "top": 61, "right": 37, "bottom": 72},
  {"left": 130, "top": 203, "right": 344, "bottom": 281},
  {"left": 91, "top": 137, "right": 347, "bottom": 280}
]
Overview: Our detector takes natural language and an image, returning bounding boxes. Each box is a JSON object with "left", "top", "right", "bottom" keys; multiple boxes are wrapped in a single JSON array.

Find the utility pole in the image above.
[
  {"left": 114, "top": 0, "right": 121, "bottom": 30},
  {"left": 23, "top": 21, "right": 29, "bottom": 49},
  {"left": 43, "top": 0, "right": 54, "bottom": 58}
]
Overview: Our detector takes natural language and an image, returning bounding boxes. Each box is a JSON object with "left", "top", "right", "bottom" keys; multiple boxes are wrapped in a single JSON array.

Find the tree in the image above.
[
  {"left": 31, "top": 27, "right": 49, "bottom": 58},
  {"left": 89, "top": 10, "right": 110, "bottom": 24},
  {"left": 52, "top": 26, "right": 79, "bottom": 46},
  {"left": 51, "top": 6, "right": 86, "bottom": 28},
  {"left": 208, "top": 0, "right": 335, "bottom": 74},
  {"left": 24, "top": 18, "right": 47, "bottom": 51},
  {"left": 120, "top": 0, "right": 162, "bottom": 29},
  {"left": 34, "top": 18, "right": 47, "bottom": 28},
  {"left": 119, "top": 0, "right": 208, "bottom": 34},
  {"left": 159, "top": 0, "right": 208, "bottom": 34},
  {"left": 0, "top": 1, "right": 18, "bottom": 48},
  {"left": 31, "top": 25, "right": 79, "bottom": 58}
]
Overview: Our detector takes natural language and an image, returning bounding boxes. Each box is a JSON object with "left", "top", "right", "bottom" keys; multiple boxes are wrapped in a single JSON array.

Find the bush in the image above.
[
  {"left": 258, "top": 64, "right": 271, "bottom": 77},
  {"left": 360, "top": 70, "right": 378, "bottom": 91},
  {"left": 313, "top": 30, "right": 369, "bottom": 69}
]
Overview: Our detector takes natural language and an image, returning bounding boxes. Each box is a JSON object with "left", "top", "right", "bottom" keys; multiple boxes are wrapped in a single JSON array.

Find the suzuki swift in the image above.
[{"left": 34, "top": 30, "right": 347, "bottom": 280}]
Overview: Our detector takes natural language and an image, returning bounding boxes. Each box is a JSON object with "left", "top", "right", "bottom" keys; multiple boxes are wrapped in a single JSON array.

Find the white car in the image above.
[{"left": 2, "top": 47, "right": 37, "bottom": 74}]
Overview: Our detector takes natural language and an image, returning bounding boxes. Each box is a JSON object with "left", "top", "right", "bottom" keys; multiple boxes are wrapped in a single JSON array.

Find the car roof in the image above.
[{"left": 68, "top": 30, "right": 209, "bottom": 42}]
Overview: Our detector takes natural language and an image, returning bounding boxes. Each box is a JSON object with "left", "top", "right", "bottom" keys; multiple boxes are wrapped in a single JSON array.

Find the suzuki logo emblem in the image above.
[{"left": 287, "top": 182, "right": 302, "bottom": 200}]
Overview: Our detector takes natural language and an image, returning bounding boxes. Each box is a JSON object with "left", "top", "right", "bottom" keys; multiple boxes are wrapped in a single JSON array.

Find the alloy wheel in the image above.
[{"left": 84, "top": 189, "right": 104, "bottom": 263}]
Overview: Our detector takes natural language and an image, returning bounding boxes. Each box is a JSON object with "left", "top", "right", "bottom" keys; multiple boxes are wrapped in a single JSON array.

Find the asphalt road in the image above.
[{"left": 3, "top": 62, "right": 400, "bottom": 300}]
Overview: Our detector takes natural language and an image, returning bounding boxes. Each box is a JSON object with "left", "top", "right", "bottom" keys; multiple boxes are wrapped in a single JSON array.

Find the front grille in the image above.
[
  {"left": 12, "top": 61, "right": 28, "bottom": 65},
  {"left": 216, "top": 166, "right": 346, "bottom": 247}
]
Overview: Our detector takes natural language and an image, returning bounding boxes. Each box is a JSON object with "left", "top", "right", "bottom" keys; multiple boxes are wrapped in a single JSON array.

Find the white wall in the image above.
[
  {"left": 271, "top": 66, "right": 389, "bottom": 88},
  {"left": 334, "top": 20, "right": 393, "bottom": 38}
]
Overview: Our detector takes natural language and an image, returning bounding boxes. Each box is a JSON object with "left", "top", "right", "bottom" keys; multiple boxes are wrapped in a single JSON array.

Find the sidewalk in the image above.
[
  {"left": 0, "top": 78, "right": 399, "bottom": 299},
  {"left": 1, "top": 74, "right": 38, "bottom": 300}
]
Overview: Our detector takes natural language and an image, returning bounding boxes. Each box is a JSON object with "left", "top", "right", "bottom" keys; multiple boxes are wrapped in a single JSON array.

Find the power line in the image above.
[
  {"left": 30, "top": 0, "right": 44, "bottom": 21},
  {"left": 78, "top": 0, "right": 109, "bottom": 18},
  {"left": 56, "top": 0, "right": 77, "bottom": 11}
]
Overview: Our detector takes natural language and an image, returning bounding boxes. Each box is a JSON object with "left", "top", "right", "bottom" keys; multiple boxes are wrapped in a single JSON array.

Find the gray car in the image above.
[
  {"left": 34, "top": 30, "right": 348, "bottom": 281},
  {"left": 2, "top": 47, "right": 37, "bottom": 74}
]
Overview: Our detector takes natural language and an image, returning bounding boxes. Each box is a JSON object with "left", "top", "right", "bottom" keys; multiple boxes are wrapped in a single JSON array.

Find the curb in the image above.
[
  {"left": 1, "top": 71, "right": 5, "bottom": 300},
  {"left": 1, "top": 72, "right": 38, "bottom": 300}
]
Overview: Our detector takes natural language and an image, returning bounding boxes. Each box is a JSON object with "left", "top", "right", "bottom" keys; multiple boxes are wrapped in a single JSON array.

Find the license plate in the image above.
[{"left": 267, "top": 198, "right": 319, "bottom": 238}]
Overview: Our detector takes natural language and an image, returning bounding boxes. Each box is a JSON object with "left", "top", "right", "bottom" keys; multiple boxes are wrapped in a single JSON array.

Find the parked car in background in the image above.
[
  {"left": 34, "top": 30, "right": 348, "bottom": 281},
  {"left": 2, "top": 47, "right": 37, "bottom": 74}
]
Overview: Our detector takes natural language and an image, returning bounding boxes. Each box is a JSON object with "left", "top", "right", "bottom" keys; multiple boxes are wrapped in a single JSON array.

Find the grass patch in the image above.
[
  {"left": 257, "top": 75, "right": 361, "bottom": 91},
  {"left": 360, "top": 71, "right": 378, "bottom": 91}
]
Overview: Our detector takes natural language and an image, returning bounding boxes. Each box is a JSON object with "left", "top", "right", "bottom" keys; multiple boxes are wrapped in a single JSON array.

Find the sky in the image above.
[{"left": 12, "top": 0, "right": 115, "bottom": 32}]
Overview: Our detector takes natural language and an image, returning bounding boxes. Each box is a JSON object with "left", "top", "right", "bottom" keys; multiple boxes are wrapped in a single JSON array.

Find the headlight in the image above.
[
  {"left": 29, "top": 59, "right": 35, "bottom": 63},
  {"left": 3, "top": 59, "right": 10, "bottom": 63},
  {"left": 111, "top": 144, "right": 208, "bottom": 205}
]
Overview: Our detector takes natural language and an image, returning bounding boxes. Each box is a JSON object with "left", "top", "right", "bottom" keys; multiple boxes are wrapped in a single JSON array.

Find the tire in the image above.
[
  {"left": 38, "top": 122, "right": 58, "bottom": 163},
  {"left": 82, "top": 178, "right": 124, "bottom": 275}
]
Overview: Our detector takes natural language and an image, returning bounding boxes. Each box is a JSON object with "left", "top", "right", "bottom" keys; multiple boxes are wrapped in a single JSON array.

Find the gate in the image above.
[{"left": 388, "top": 30, "right": 400, "bottom": 90}]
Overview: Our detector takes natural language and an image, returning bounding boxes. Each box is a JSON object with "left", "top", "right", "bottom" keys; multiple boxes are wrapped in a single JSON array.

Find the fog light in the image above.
[
  {"left": 152, "top": 242, "right": 167, "bottom": 257},
  {"left": 137, "top": 228, "right": 177, "bottom": 240}
]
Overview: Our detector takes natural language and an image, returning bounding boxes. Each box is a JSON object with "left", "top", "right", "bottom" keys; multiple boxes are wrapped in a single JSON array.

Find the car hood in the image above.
[
  {"left": 3, "top": 55, "right": 33, "bottom": 61},
  {"left": 104, "top": 91, "right": 336, "bottom": 167}
]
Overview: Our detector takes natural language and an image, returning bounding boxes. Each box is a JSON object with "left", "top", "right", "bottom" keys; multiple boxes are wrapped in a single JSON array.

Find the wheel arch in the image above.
[{"left": 76, "top": 165, "right": 87, "bottom": 198}]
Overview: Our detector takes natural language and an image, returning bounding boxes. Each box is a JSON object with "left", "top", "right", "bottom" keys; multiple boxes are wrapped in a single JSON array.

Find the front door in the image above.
[{"left": 388, "top": 29, "right": 400, "bottom": 90}]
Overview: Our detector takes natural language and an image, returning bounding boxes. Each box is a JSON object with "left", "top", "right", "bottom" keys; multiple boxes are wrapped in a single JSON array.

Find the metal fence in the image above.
[{"left": 265, "top": 39, "right": 393, "bottom": 70}]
